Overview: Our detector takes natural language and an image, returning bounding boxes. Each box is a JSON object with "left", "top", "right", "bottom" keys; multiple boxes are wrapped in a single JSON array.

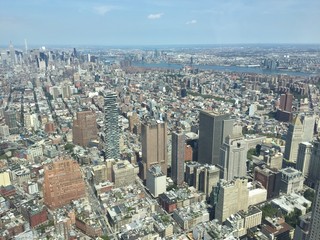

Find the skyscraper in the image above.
[
  {"left": 308, "top": 139, "right": 320, "bottom": 187},
  {"left": 43, "top": 158, "right": 85, "bottom": 209},
  {"left": 141, "top": 120, "right": 168, "bottom": 180},
  {"left": 104, "top": 91, "right": 120, "bottom": 160},
  {"left": 280, "top": 93, "right": 293, "bottom": 112},
  {"left": 194, "top": 164, "right": 220, "bottom": 198},
  {"left": 198, "top": 111, "right": 234, "bottom": 166},
  {"left": 296, "top": 142, "right": 313, "bottom": 178},
  {"left": 214, "top": 178, "right": 249, "bottom": 223},
  {"left": 171, "top": 129, "right": 185, "bottom": 185},
  {"left": 219, "top": 126, "right": 247, "bottom": 181},
  {"left": 301, "top": 115, "right": 315, "bottom": 142},
  {"left": 307, "top": 182, "right": 320, "bottom": 240},
  {"left": 284, "top": 116, "right": 304, "bottom": 162},
  {"left": 73, "top": 111, "right": 98, "bottom": 147},
  {"left": 276, "top": 93, "right": 293, "bottom": 122},
  {"left": 4, "top": 110, "right": 18, "bottom": 134}
]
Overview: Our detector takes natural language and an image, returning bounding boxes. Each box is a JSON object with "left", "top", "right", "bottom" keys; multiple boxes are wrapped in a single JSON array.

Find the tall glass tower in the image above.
[{"left": 104, "top": 91, "right": 120, "bottom": 160}]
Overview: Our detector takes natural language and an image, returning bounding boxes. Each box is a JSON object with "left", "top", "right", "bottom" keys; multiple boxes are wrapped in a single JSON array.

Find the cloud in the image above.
[
  {"left": 186, "top": 19, "right": 197, "bottom": 25},
  {"left": 147, "top": 13, "right": 163, "bottom": 19},
  {"left": 93, "top": 5, "right": 114, "bottom": 15}
]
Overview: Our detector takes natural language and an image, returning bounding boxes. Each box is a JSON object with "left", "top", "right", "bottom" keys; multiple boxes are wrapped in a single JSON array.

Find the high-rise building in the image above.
[
  {"left": 213, "top": 178, "right": 249, "bottom": 223},
  {"left": 171, "top": 129, "right": 185, "bottom": 185},
  {"left": 279, "top": 167, "right": 304, "bottom": 194},
  {"left": 112, "top": 160, "right": 137, "bottom": 188},
  {"left": 254, "top": 167, "right": 281, "bottom": 199},
  {"left": 296, "top": 142, "right": 313, "bottom": 178},
  {"left": 276, "top": 93, "right": 293, "bottom": 122},
  {"left": 0, "top": 125, "right": 9, "bottom": 138},
  {"left": 284, "top": 116, "right": 304, "bottom": 162},
  {"left": 185, "top": 161, "right": 200, "bottom": 186},
  {"left": 141, "top": 120, "right": 168, "bottom": 180},
  {"left": 146, "top": 165, "right": 166, "bottom": 197},
  {"left": 4, "top": 110, "right": 18, "bottom": 134},
  {"left": 279, "top": 93, "right": 293, "bottom": 112},
  {"left": 301, "top": 115, "right": 315, "bottom": 142},
  {"left": 219, "top": 126, "right": 247, "bottom": 181},
  {"left": 198, "top": 111, "right": 234, "bottom": 166},
  {"left": 307, "top": 182, "right": 320, "bottom": 240},
  {"left": 104, "top": 92, "right": 120, "bottom": 160},
  {"left": 73, "top": 111, "right": 98, "bottom": 147},
  {"left": 43, "top": 158, "right": 86, "bottom": 209},
  {"left": 61, "top": 85, "right": 71, "bottom": 99},
  {"left": 194, "top": 164, "right": 220, "bottom": 198},
  {"left": 308, "top": 139, "right": 320, "bottom": 187}
]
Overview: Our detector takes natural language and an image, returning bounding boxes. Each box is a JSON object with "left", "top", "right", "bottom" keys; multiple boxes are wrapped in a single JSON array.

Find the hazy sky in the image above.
[{"left": 1, "top": 0, "right": 320, "bottom": 46}]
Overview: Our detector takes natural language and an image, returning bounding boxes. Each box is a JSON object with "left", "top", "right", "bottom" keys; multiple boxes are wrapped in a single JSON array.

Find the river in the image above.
[{"left": 132, "top": 62, "right": 316, "bottom": 77}]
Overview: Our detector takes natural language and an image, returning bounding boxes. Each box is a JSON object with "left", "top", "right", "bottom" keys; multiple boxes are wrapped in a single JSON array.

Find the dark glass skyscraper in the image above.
[
  {"left": 171, "top": 129, "right": 185, "bottom": 185},
  {"left": 4, "top": 109, "right": 18, "bottom": 134},
  {"left": 198, "top": 111, "right": 233, "bottom": 166},
  {"left": 104, "top": 91, "right": 120, "bottom": 160}
]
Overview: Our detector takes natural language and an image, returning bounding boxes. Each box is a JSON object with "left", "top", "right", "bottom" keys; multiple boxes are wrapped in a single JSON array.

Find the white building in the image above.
[
  {"left": 0, "top": 125, "right": 10, "bottom": 138},
  {"left": 146, "top": 165, "right": 166, "bottom": 197}
]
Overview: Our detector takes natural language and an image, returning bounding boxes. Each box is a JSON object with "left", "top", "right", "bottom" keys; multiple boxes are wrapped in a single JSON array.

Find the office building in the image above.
[
  {"left": 254, "top": 167, "right": 281, "bottom": 199},
  {"left": 92, "top": 164, "right": 108, "bottom": 184},
  {"left": 0, "top": 171, "right": 11, "bottom": 186},
  {"left": 280, "top": 93, "right": 293, "bottom": 112},
  {"left": 308, "top": 139, "right": 320, "bottom": 187},
  {"left": 185, "top": 161, "right": 200, "bottom": 186},
  {"left": 43, "top": 158, "right": 85, "bottom": 209},
  {"left": 284, "top": 116, "right": 304, "bottom": 162},
  {"left": 4, "top": 110, "right": 18, "bottom": 134},
  {"left": 73, "top": 111, "right": 98, "bottom": 147},
  {"left": 141, "top": 120, "right": 168, "bottom": 180},
  {"left": 279, "top": 167, "right": 304, "bottom": 194},
  {"left": 0, "top": 125, "right": 9, "bottom": 138},
  {"left": 301, "top": 115, "right": 315, "bottom": 142},
  {"left": 171, "top": 129, "right": 185, "bottom": 185},
  {"left": 296, "top": 142, "right": 313, "bottom": 178},
  {"left": 194, "top": 164, "right": 220, "bottom": 198},
  {"left": 263, "top": 148, "right": 283, "bottom": 170},
  {"left": 307, "top": 182, "right": 320, "bottom": 240},
  {"left": 198, "top": 111, "right": 234, "bottom": 166},
  {"left": 112, "top": 160, "right": 137, "bottom": 188},
  {"left": 213, "top": 178, "right": 249, "bottom": 223},
  {"left": 219, "top": 126, "right": 247, "bottom": 181},
  {"left": 276, "top": 93, "right": 293, "bottom": 122},
  {"left": 104, "top": 91, "right": 120, "bottom": 160},
  {"left": 146, "top": 165, "right": 166, "bottom": 197}
]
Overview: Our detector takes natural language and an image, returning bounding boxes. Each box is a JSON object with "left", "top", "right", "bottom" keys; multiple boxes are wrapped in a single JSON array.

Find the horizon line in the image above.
[{"left": 1, "top": 42, "right": 320, "bottom": 49}]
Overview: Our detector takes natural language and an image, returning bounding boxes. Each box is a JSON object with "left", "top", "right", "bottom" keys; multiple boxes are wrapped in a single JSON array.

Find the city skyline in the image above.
[{"left": 1, "top": 0, "right": 320, "bottom": 46}]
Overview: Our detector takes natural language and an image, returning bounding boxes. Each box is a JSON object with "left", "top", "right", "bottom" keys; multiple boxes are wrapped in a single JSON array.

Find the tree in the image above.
[
  {"left": 261, "top": 204, "right": 279, "bottom": 219},
  {"left": 285, "top": 208, "right": 302, "bottom": 228},
  {"left": 64, "top": 143, "right": 75, "bottom": 152}
]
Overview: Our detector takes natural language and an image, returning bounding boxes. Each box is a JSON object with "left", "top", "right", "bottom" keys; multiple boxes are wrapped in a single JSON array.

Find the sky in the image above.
[{"left": 1, "top": 0, "right": 320, "bottom": 46}]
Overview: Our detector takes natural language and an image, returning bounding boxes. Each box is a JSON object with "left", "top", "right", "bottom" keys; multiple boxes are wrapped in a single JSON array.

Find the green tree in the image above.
[
  {"left": 285, "top": 208, "right": 302, "bottom": 228},
  {"left": 261, "top": 204, "right": 279, "bottom": 219},
  {"left": 64, "top": 143, "right": 75, "bottom": 152}
]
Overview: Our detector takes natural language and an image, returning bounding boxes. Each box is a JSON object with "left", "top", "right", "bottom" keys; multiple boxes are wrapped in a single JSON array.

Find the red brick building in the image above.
[
  {"left": 21, "top": 203, "right": 48, "bottom": 228},
  {"left": 43, "top": 158, "right": 86, "bottom": 209}
]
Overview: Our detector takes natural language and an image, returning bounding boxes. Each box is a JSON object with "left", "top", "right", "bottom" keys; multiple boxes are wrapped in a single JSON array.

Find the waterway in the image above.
[{"left": 132, "top": 62, "right": 316, "bottom": 77}]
